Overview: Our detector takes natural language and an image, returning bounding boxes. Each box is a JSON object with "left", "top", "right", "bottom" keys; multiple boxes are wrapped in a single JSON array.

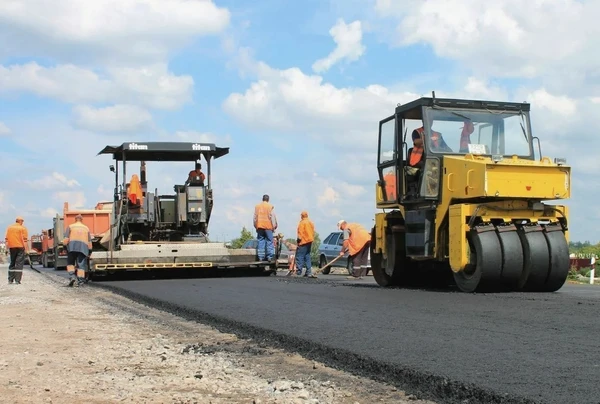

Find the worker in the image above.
[
  {"left": 186, "top": 162, "right": 206, "bottom": 186},
  {"left": 128, "top": 174, "right": 143, "bottom": 206},
  {"left": 337, "top": 220, "right": 371, "bottom": 280},
  {"left": 64, "top": 214, "right": 92, "bottom": 287},
  {"left": 253, "top": 194, "right": 278, "bottom": 261},
  {"left": 383, "top": 171, "right": 397, "bottom": 201},
  {"left": 4, "top": 216, "right": 28, "bottom": 284},
  {"left": 279, "top": 234, "right": 298, "bottom": 276},
  {"left": 295, "top": 211, "right": 316, "bottom": 278},
  {"left": 459, "top": 120, "right": 475, "bottom": 153}
]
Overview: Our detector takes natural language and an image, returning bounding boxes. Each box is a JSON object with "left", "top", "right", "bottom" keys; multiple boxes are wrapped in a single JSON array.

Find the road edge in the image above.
[{"left": 35, "top": 269, "right": 540, "bottom": 404}]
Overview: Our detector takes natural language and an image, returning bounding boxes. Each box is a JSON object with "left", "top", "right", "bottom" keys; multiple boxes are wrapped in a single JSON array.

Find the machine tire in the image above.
[
  {"left": 542, "top": 227, "right": 570, "bottom": 292},
  {"left": 453, "top": 226, "right": 503, "bottom": 293},
  {"left": 496, "top": 227, "right": 524, "bottom": 290},
  {"left": 370, "top": 227, "right": 403, "bottom": 287},
  {"left": 517, "top": 225, "right": 550, "bottom": 292},
  {"left": 347, "top": 259, "right": 354, "bottom": 276},
  {"left": 319, "top": 256, "right": 331, "bottom": 275}
]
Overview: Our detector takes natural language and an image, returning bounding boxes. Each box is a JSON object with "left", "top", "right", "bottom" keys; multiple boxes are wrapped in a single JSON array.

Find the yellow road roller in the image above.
[{"left": 371, "top": 93, "right": 571, "bottom": 292}]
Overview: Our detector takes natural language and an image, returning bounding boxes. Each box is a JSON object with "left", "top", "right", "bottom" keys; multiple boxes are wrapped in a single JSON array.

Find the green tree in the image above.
[
  {"left": 311, "top": 232, "right": 321, "bottom": 265},
  {"left": 230, "top": 226, "right": 254, "bottom": 249}
]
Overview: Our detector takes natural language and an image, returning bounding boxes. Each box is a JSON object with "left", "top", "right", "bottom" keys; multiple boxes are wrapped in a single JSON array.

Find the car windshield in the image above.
[{"left": 422, "top": 107, "right": 533, "bottom": 158}]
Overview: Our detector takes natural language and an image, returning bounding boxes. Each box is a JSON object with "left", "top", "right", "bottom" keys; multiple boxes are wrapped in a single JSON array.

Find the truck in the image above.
[
  {"left": 370, "top": 94, "right": 571, "bottom": 293},
  {"left": 25, "top": 234, "right": 43, "bottom": 265},
  {"left": 88, "top": 141, "right": 279, "bottom": 278},
  {"left": 41, "top": 216, "right": 68, "bottom": 270},
  {"left": 41, "top": 202, "right": 113, "bottom": 270}
]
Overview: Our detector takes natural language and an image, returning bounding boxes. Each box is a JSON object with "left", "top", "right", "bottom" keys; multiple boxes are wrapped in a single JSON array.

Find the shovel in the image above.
[{"left": 317, "top": 254, "right": 344, "bottom": 274}]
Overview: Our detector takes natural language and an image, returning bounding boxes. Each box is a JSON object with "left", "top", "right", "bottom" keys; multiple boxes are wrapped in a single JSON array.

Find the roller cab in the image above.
[{"left": 371, "top": 94, "right": 571, "bottom": 292}]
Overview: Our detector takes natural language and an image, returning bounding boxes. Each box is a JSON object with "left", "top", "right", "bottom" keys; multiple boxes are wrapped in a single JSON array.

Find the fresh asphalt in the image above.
[{"left": 38, "top": 266, "right": 600, "bottom": 404}]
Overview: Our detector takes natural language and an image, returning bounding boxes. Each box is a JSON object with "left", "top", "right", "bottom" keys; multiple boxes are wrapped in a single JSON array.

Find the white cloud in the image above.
[
  {"left": 175, "top": 131, "right": 233, "bottom": 146},
  {"left": 372, "top": 0, "right": 600, "bottom": 91},
  {"left": 0, "top": 0, "right": 231, "bottom": 65},
  {"left": 73, "top": 104, "right": 154, "bottom": 133},
  {"left": 223, "top": 50, "right": 420, "bottom": 151},
  {"left": 39, "top": 207, "right": 59, "bottom": 219},
  {"left": 0, "top": 121, "right": 11, "bottom": 136},
  {"left": 53, "top": 191, "right": 87, "bottom": 210},
  {"left": 312, "top": 19, "right": 366, "bottom": 73},
  {"left": 0, "top": 63, "right": 193, "bottom": 110},
  {"left": 25, "top": 172, "right": 80, "bottom": 190}
]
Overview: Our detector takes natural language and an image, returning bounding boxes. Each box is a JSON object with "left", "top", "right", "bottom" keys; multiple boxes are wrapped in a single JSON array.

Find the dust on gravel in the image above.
[{"left": 0, "top": 265, "right": 436, "bottom": 404}]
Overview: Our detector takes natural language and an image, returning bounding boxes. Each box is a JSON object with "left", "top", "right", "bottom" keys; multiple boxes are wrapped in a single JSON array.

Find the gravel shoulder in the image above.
[{"left": 0, "top": 265, "right": 435, "bottom": 404}]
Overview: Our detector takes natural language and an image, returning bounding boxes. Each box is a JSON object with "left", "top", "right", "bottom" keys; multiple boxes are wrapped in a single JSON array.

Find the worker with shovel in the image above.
[{"left": 337, "top": 220, "right": 371, "bottom": 280}]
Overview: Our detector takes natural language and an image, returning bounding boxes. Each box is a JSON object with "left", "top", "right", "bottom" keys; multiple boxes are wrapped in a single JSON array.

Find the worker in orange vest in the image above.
[
  {"left": 253, "top": 194, "right": 278, "bottom": 261},
  {"left": 63, "top": 214, "right": 92, "bottom": 287},
  {"left": 337, "top": 220, "right": 371, "bottom": 280},
  {"left": 186, "top": 162, "right": 206, "bottom": 186},
  {"left": 295, "top": 211, "right": 316, "bottom": 278},
  {"left": 4, "top": 216, "right": 28, "bottom": 284}
]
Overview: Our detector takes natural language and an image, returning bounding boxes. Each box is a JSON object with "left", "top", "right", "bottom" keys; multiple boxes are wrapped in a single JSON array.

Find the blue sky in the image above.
[{"left": 1, "top": 0, "right": 599, "bottom": 243}]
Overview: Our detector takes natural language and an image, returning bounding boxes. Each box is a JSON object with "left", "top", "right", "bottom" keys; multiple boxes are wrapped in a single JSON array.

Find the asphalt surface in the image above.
[{"left": 38, "top": 266, "right": 600, "bottom": 404}]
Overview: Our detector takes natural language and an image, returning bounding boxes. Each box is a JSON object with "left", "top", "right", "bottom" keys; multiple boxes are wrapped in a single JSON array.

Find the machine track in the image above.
[{"left": 453, "top": 222, "right": 569, "bottom": 293}]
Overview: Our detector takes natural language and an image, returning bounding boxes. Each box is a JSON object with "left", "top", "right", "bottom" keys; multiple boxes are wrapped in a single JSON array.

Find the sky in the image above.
[{"left": 0, "top": 0, "right": 599, "bottom": 243}]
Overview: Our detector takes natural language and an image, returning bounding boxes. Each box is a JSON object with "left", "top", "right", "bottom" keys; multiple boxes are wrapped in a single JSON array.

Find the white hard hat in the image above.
[{"left": 337, "top": 220, "right": 345, "bottom": 228}]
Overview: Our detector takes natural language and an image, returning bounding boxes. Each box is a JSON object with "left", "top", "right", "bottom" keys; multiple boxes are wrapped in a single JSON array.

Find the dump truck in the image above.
[
  {"left": 25, "top": 234, "right": 43, "bottom": 265},
  {"left": 41, "top": 202, "right": 112, "bottom": 269},
  {"left": 41, "top": 216, "right": 68, "bottom": 269},
  {"left": 88, "top": 141, "right": 278, "bottom": 278},
  {"left": 371, "top": 94, "right": 571, "bottom": 293}
]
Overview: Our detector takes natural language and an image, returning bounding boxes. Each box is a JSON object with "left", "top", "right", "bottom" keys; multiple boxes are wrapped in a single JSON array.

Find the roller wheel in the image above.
[
  {"left": 517, "top": 225, "right": 550, "bottom": 292},
  {"left": 319, "top": 256, "right": 331, "bottom": 275},
  {"left": 542, "top": 226, "right": 570, "bottom": 292},
  {"left": 496, "top": 226, "right": 524, "bottom": 290},
  {"left": 453, "top": 226, "right": 503, "bottom": 293},
  {"left": 370, "top": 227, "right": 404, "bottom": 287}
]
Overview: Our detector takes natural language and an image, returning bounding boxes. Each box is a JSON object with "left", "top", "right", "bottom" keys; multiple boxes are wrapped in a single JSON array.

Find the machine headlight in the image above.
[
  {"left": 554, "top": 157, "right": 567, "bottom": 165},
  {"left": 492, "top": 154, "right": 503, "bottom": 163}
]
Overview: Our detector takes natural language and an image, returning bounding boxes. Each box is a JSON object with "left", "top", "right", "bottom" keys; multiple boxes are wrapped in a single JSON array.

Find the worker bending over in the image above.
[
  {"left": 64, "top": 214, "right": 92, "bottom": 287},
  {"left": 337, "top": 220, "right": 371, "bottom": 280}
]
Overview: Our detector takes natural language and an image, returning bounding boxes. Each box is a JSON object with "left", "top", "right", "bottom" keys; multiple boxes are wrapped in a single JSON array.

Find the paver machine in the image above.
[
  {"left": 371, "top": 94, "right": 571, "bottom": 293},
  {"left": 88, "top": 141, "right": 276, "bottom": 277}
]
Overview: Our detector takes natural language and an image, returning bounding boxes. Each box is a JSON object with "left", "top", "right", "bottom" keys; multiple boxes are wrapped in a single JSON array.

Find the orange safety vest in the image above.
[
  {"left": 345, "top": 223, "right": 370, "bottom": 256},
  {"left": 459, "top": 121, "right": 475, "bottom": 152},
  {"left": 254, "top": 201, "right": 275, "bottom": 230},
  {"left": 5, "top": 223, "right": 28, "bottom": 249},
  {"left": 410, "top": 127, "right": 442, "bottom": 165},
  {"left": 64, "top": 222, "right": 92, "bottom": 249},
  {"left": 297, "top": 217, "right": 315, "bottom": 245},
  {"left": 188, "top": 170, "right": 206, "bottom": 183},
  {"left": 128, "top": 174, "right": 143, "bottom": 205},
  {"left": 383, "top": 172, "right": 397, "bottom": 200}
]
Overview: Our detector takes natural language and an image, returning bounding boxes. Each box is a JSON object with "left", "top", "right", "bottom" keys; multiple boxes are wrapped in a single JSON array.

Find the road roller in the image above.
[{"left": 371, "top": 93, "right": 571, "bottom": 292}]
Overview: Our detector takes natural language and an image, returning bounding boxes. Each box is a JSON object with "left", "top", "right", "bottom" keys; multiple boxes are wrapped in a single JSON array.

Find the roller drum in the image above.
[
  {"left": 517, "top": 225, "right": 550, "bottom": 292},
  {"left": 542, "top": 227, "right": 570, "bottom": 292}
]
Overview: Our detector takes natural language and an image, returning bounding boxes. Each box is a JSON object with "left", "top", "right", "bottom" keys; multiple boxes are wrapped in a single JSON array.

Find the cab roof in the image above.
[
  {"left": 395, "top": 96, "right": 531, "bottom": 120},
  {"left": 97, "top": 142, "right": 230, "bottom": 162}
]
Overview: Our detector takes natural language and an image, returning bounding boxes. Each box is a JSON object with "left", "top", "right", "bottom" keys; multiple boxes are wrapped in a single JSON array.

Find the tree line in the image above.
[{"left": 229, "top": 226, "right": 322, "bottom": 265}]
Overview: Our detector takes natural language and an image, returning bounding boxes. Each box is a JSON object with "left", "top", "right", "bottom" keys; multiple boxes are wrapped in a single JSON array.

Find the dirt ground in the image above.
[{"left": 0, "top": 264, "right": 436, "bottom": 404}]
